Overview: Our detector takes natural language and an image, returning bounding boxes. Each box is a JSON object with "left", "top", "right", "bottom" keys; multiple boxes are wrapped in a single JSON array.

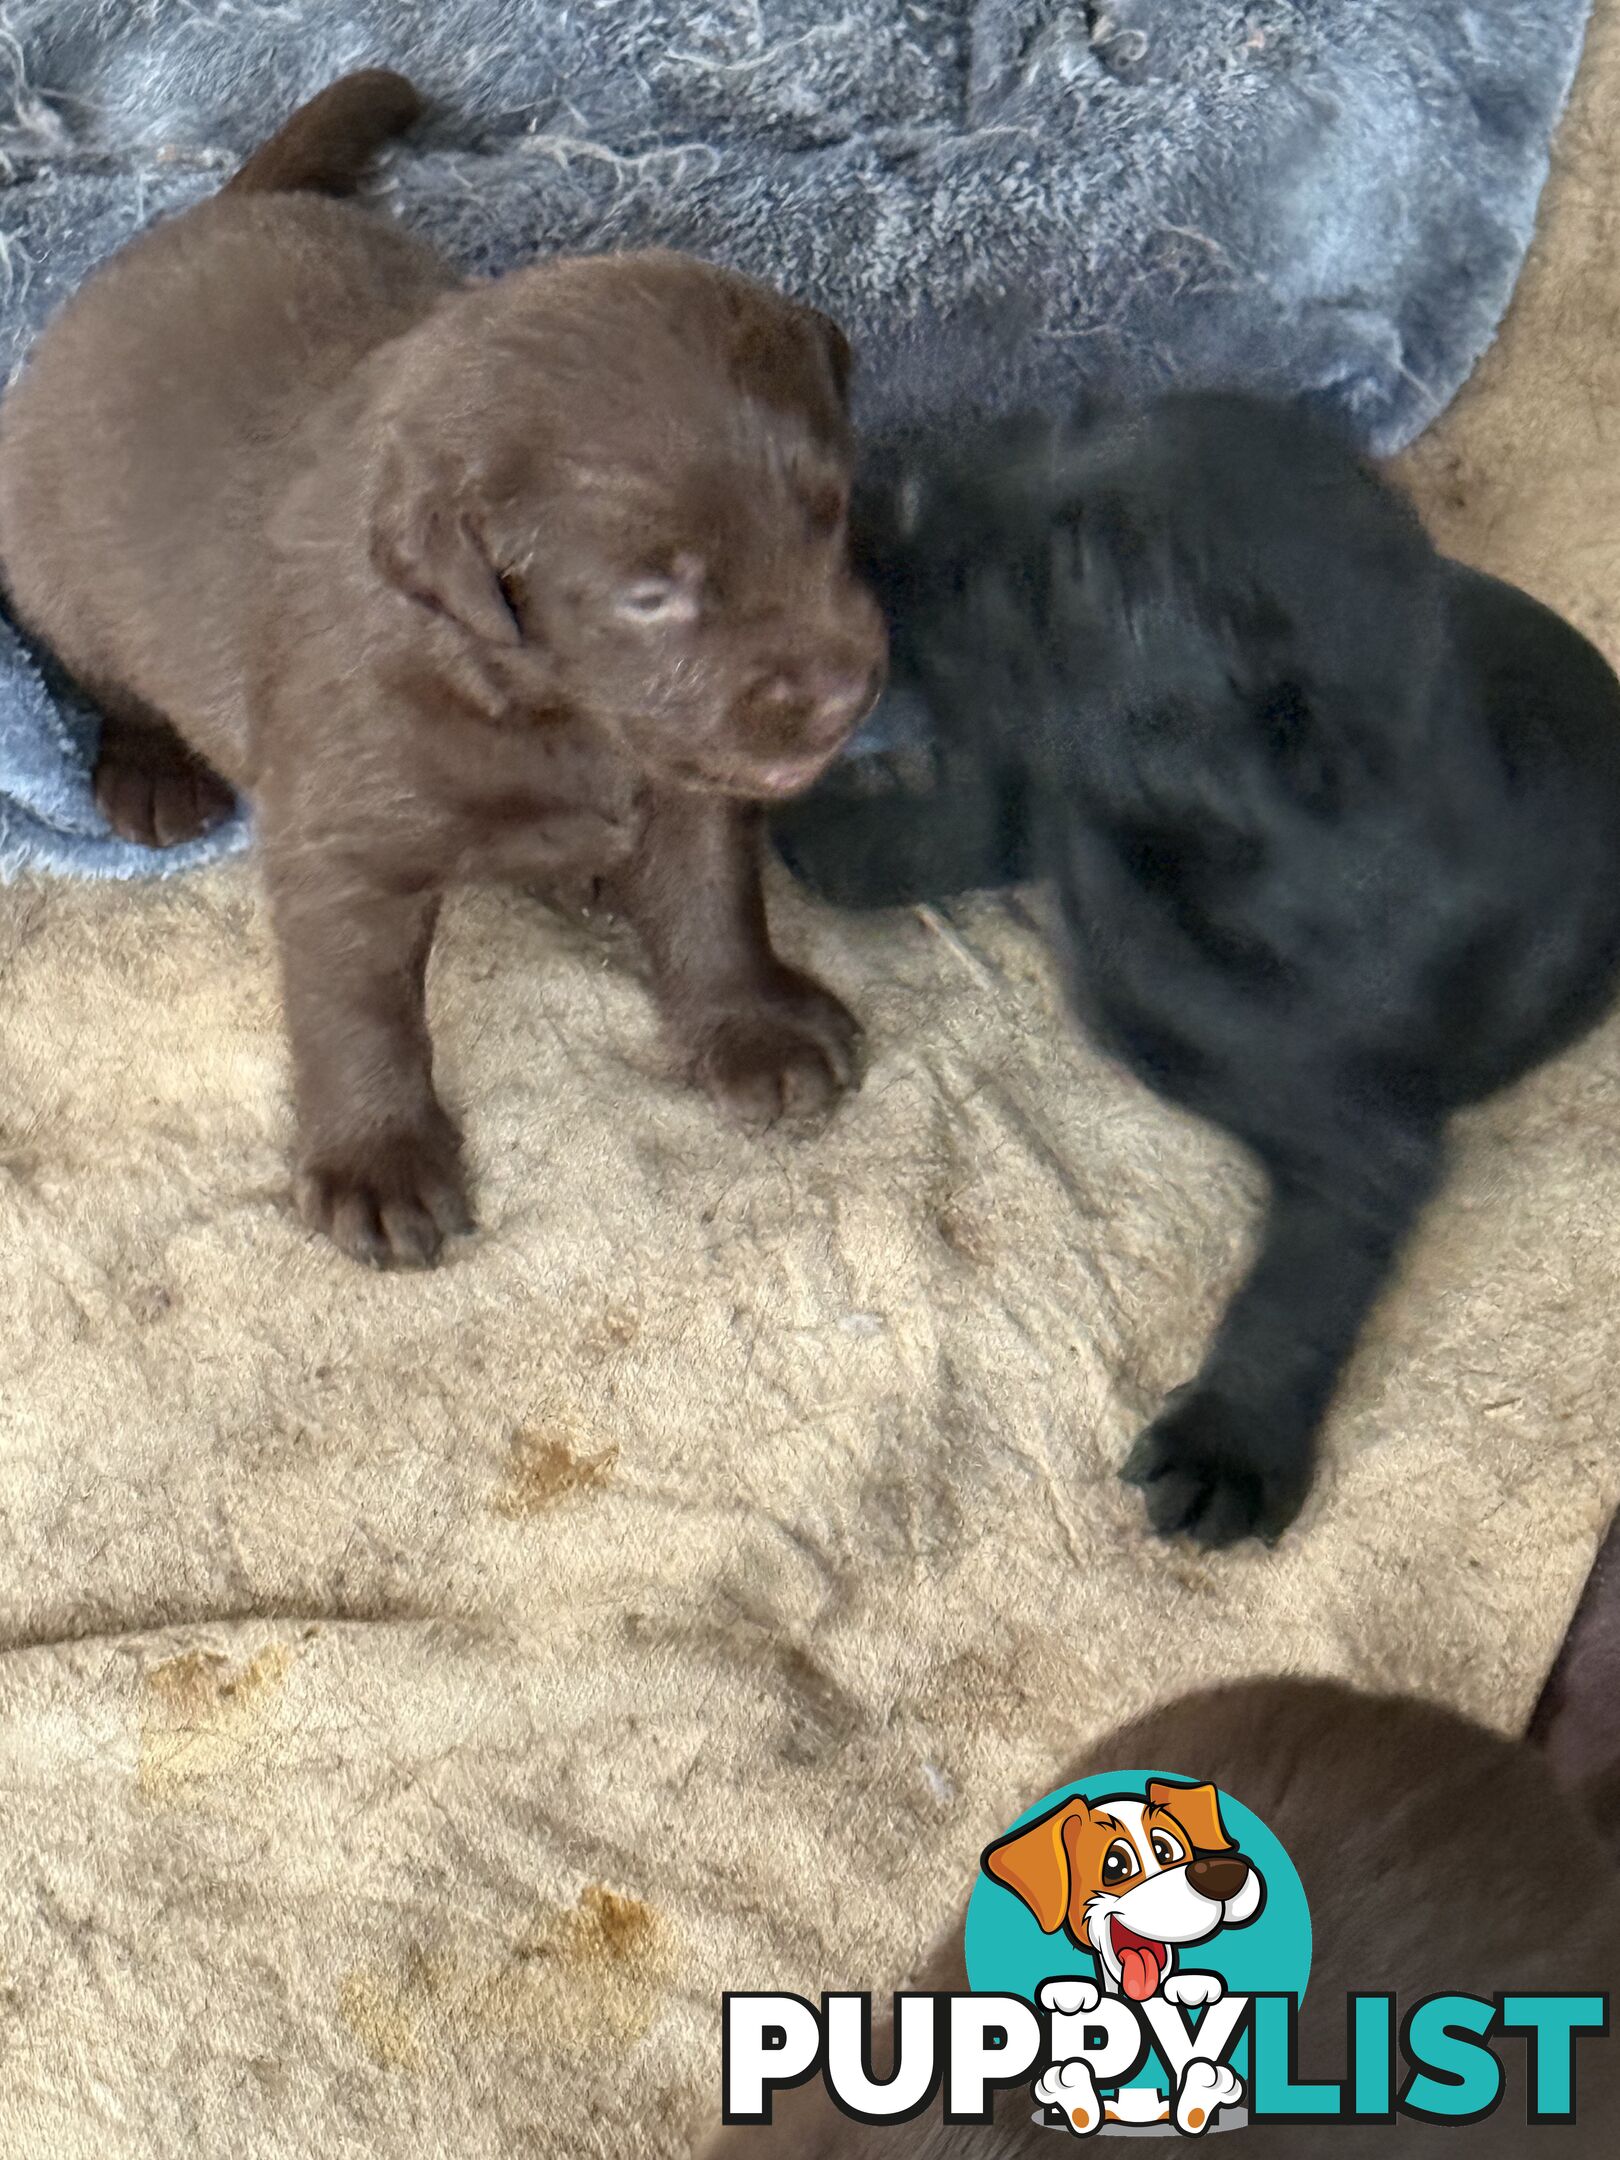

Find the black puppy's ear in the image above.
[
  {"left": 1529, "top": 1508, "right": 1620, "bottom": 1849},
  {"left": 369, "top": 443, "right": 522, "bottom": 648}
]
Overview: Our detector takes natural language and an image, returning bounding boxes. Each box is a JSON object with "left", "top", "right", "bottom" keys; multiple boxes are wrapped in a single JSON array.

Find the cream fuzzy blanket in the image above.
[{"left": 3, "top": 18, "right": 1620, "bottom": 2155}]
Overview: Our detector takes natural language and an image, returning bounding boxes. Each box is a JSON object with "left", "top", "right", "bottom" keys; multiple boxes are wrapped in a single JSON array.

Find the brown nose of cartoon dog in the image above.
[{"left": 1187, "top": 1854, "right": 1251, "bottom": 1902}]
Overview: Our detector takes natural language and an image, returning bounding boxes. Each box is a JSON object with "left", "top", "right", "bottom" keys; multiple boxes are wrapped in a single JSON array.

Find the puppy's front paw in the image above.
[
  {"left": 1122, "top": 1388, "right": 1312, "bottom": 1549},
  {"left": 95, "top": 740, "right": 235, "bottom": 848},
  {"left": 689, "top": 970, "right": 861, "bottom": 1128},
  {"left": 1162, "top": 1973, "right": 1224, "bottom": 2010},
  {"left": 1039, "top": 1978, "right": 1101, "bottom": 2018},
  {"left": 296, "top": 1119, "right": 472, "bottom": 1269}
]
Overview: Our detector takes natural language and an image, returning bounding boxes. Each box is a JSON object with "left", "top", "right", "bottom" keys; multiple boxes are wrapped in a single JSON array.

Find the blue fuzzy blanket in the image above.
[{"left": 0, "top": 0, "right": 1591, "bottom": 880}]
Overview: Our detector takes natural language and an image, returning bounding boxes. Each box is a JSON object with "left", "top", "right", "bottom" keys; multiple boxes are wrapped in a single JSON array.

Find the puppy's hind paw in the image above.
[
  {"left": 94, "top": 734, "right": 235, "bottom": 848},
  {"left": 1174, "top": 2059, "right": 1243, "bottom": 2135},
  {"left": 1122, "top": 1388, "right": 1312, "bottom": 1550},
  {"left": 1034, "top": 2057, "right": 1105, "bottom": 2137}
]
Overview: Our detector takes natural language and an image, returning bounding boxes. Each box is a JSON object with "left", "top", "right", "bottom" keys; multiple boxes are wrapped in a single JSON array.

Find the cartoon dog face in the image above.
[{"left": 982, "top": 1782, "right": 1265, "bottom": 2002}]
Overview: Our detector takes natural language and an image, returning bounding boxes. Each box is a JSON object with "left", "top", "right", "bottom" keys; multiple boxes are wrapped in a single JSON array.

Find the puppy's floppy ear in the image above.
[
  {"left": 982, "top": 1796, "right": 1092, "bottom": 1933},
  {"left": 1149, "top": 1781, "right": 1234, "bottom": 1855},
  {"left": 369, "top": 441, "right": 521, "bottom": 648},
  {"left": 804, "top": 306, "right": 853, "bottom": 406}
]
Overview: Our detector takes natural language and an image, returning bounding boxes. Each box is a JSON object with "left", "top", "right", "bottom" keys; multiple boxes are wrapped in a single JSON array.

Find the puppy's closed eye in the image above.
[
  {"left": 617, "top": 578, "right": 691, "bottom": 624},
  {"left": 615, "top": 555, "right": 704, "bottom": 627}
]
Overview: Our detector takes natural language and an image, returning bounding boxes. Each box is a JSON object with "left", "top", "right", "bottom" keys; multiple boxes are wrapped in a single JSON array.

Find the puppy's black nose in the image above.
[{"left": 1187, "top": 1854, "right": 1250, "bottom": 1902}]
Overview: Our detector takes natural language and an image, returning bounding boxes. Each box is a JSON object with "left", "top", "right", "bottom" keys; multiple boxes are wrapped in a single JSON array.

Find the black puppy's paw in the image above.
[{"left": 1122, "top": 1388, "right": 1313, "bottom": 1549}]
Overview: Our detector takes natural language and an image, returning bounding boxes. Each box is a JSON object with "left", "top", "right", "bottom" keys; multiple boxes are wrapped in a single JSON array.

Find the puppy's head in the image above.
[
  {"left": 370, "top": 253, "right": 885, "bottom": 797},
  {"left": 860, "top": 394, "right": 1443, "bottom": 767},
  {"left": 982, "top": 1781, "right": 1264, "bottom": 2000}
]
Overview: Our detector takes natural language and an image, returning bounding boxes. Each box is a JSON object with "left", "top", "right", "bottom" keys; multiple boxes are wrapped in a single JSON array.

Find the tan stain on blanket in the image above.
[
  {"left": 138, "top": 1643, "right": 294, "bottom": 1802},
  {"left": 339, "top": 1888, "right": 673, "bottom": 2074},
  {"left": 579, "top": 1302, "right": 642, "bottom": 1360},
  {"left": 338, "top": 1969, "right": 423, "bottom": 2073},
  {"left": 494, "top": 1428, "right": 620, "bottom": 1517}
]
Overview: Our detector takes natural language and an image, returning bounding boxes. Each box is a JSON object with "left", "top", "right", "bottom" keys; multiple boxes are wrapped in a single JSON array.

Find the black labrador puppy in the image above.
[{"left": 779, "top": 397, "right": 1620, "bottom": 1546}]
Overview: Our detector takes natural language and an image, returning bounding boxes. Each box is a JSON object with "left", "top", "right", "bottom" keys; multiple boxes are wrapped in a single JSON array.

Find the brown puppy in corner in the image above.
[
  {"left": 0, "top": 71, "right": 885, "bottom": 1267},
  {"left": 703, "top": 1516, "right": 1620, "bottom": 2154}
]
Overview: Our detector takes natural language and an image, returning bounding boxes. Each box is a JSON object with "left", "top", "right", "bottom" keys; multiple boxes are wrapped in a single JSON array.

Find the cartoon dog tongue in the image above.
[{"left": 1112, "top": 1921, "right": 1167, "bottom": 2002}]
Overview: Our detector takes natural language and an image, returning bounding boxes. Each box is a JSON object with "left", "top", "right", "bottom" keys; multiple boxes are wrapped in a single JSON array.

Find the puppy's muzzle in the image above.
[
  {"left": 727, "top": 654, "right": 885, "bottom": 797},
  {"left": 774, "top": 659, "right": 886, "bottom": 749}
]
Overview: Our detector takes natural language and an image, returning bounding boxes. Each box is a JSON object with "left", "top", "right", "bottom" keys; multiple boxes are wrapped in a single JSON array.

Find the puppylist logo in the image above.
[
  {"left": 723, "top": 1772, "right": 1609, "bottom": 2137},
  {"left": 972, "top": 1773, "right": 1281, "bottom": 2133}
]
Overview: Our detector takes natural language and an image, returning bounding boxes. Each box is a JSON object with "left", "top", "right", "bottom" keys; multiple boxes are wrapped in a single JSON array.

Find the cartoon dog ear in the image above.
[
  {"left": 369, "top": 442, "right": 522, "bottom": 650},
  {"left": 1148, "top": 1781, "right": 1234, "bottom": 1855},
  {"left": 982, "top": 1797, "right": 1093, "bottom": 1934}
]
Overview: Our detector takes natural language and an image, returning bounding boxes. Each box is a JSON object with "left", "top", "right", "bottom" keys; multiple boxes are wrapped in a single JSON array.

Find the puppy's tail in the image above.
[{"left": 223, "top": 69, "right": 423, "bottom": 199}]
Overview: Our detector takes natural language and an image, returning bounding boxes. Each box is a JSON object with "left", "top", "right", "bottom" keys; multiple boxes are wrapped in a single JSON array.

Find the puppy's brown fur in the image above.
[
  {"left": 0, "top": 71, "right": 885, "bottom": 1266},
  {"left": 704, "top": 1552, "right": 1620, "bottom": 2156}
]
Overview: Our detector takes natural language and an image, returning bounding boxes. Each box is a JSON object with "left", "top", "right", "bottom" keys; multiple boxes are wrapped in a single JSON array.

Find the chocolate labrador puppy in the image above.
[
  {"left": 779, "top": 399, "right": 1620, "bottom": 1544},
  {"left": 702, "top": 1513, "right": 1620, "bottom": 2155},
  {"left": 0, "top": 71, "right": 885, "bottom": 1266}
]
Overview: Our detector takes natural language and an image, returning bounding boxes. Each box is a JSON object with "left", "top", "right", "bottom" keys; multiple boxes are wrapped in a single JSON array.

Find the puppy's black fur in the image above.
[{"left": 779, "top": 397, "right": 1620, "bottom": 1546}]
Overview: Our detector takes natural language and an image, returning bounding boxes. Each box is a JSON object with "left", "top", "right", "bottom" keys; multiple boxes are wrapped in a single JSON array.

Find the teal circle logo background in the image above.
[{"left": 964, "top": 1770, "right": 1312, "bottom": 2006}]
